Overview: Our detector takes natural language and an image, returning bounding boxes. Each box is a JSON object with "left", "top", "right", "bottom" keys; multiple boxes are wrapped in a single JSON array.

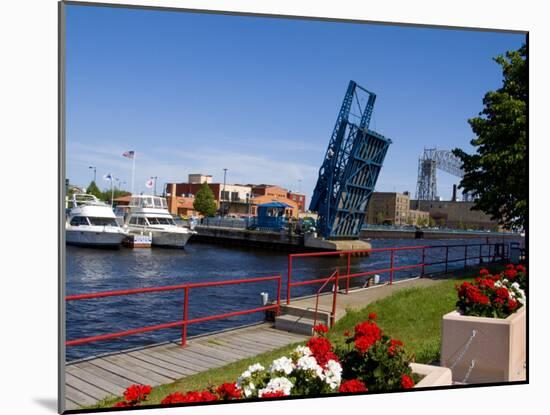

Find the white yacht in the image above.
[
  {"left": 124, "top": 194, "right": 196, "bottom": 248},
  {"left": 66, "top": 194, "right": 128, "bottom": 248}
]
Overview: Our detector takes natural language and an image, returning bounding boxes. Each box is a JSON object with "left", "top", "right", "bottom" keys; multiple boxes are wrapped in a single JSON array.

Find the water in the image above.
[{"left": 65, "top": 237, "right": 520, "bottom": 361}]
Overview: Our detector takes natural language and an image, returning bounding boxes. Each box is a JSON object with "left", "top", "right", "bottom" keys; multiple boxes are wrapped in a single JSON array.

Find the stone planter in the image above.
[
  {"left": 411, "top": 363, "right": 452, "bottom": 388},
  {"left": 440, "top": 307, "right": 526, "bottom": 384}
]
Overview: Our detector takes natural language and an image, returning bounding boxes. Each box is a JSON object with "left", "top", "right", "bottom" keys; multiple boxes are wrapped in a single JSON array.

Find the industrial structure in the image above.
[
  {"left": 309, "top": 81, "right": 392, "bottom": 239},
  {"left": 415, "top": 148, "right": 471, "bottom": 201}
]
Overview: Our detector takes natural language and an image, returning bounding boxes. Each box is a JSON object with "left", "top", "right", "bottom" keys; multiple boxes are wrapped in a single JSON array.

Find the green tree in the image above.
[
  {"left": 453, "top": 44, "right": 527, "bottom": 230},
  {"left": 86, "top": 181, "right": 103, "bottom": 200},
  {"left": 428, "top": 217, "right": 436, "bottom": 228},
  {"left": 376, "top": 212, "right": 385, "bottom": 224},
  {"left": 193, "top": 182, "right": 217, "bottom": 217}
]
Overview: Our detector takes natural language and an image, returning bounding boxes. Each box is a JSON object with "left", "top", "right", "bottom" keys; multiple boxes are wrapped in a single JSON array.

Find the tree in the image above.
[
  {"left": 86, "top": 181, "right": 103, "bottom": 200},
  {"left": 193, "top": 182, "right": 217, "bottom": 217},
  {"left": 453, "top": 44, "right": 527, "bottom": 230}
]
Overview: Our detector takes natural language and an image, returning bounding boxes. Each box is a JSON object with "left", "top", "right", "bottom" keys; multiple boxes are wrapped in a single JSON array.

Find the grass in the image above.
[{"left": 92, "top": 264, "right": 504, "bottom": 409}]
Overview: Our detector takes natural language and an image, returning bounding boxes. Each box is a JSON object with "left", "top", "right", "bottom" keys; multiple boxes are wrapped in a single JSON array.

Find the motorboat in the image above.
[
  {"left": 66, "top": 194, "right": 128, "bottom": 248},
  {"left": 124, "top": 194, "right": 196, "bottom": 248}
]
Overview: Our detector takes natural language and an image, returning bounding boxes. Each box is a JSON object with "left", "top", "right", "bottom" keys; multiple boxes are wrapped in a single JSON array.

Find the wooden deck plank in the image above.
[
  {"left": 65, "top": 372, "right": 114, "bottom": 401},
  {"left": 66, "top": 365, "right": 126, "bottom": 396},
  {"left": 65, "top": 373, "right": 118, "bottom": 400},
  {"left": 72, "top": 361, "right": 135, "bottom": 389},
  {"left": 65, "top": 398, "right": 80, "bottom": 411},
  {"left": 106, "top": 353, "right": 185, "bottom": 380},
  {"left": 126, "top": 350, "right": 196, "bottom": 376},
  {"left": 237, "top": 331, "right": 295, "bottom": 347},
  {"left": 159, "top": 346, "right": 231, "bottom": 367},
  {"left": 137, "top": 351, "right": 215, "bottom": 373},
  {"left": 102, "top": 354, "right": 173, "bottom": 384},
  {"left": 90, "top": 358, "right": 163, "bottom": 386},
  {"left": 65, "top": 385, "right": 98, "bottom": 407},
  {"left": 217, "top": 336, "right": 274, "bottom": 354},
  {"left": 261, "top": 327, "right": 309, "bottom": 341},
  {"left": 187, "top": 343, "right": 246, "bottom": 362},
  {"left": 194, "top": 341, "right": 256, "bottom": 358}
]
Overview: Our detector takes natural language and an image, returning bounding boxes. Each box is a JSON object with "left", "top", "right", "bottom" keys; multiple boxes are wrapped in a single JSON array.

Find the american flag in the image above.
[{"left": 122, "top": 150, "right": 135, "bottom": 159}]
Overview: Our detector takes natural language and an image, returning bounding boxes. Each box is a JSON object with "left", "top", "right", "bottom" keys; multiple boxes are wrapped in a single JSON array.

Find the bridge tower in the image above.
[{"left": 309, "top": 80, "right": 392, "bottom": 239}]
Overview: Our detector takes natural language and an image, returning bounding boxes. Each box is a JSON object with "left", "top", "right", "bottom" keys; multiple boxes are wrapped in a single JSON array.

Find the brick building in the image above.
[{"left": 410, "top": 200, "right": 500, "bottom": 230}]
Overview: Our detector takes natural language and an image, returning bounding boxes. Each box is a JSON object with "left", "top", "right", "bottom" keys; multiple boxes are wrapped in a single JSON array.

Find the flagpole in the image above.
[
  {"left": 111, "top": 176, "right": 114, "bottom": 207},
  {"left": 131, "top": 154, "right": 136, "bottom": 195}
]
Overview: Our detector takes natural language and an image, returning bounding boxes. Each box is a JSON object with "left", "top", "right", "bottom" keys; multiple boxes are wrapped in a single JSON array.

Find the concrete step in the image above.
[
  {"left": 275, "top": 314, "right": 327, "bottom": 336},
  {"left": 278, "top": 305, "right": 331, "bottom": 325}
]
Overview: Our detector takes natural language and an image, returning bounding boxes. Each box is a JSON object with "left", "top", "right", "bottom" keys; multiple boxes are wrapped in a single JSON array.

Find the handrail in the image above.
[
  {"left": 312, "top": 270, "right": 339, "bottom": 328},
  {"left": 66, "top": 274, "right": 282, "bottom": 347},
  {"left": 287, "top": 242, "right": 510, "bottom": 305}
]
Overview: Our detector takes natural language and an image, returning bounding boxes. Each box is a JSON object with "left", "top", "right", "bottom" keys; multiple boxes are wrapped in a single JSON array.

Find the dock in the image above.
[{"left": 64, "top": 323, "right": 308, "bottom": 410}]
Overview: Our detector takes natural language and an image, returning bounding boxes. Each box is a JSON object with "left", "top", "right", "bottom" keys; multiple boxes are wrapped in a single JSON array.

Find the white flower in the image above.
[
  {"left": 494, "top": 280, "right": 503, "bottom": 288},
  {"left": 511, "top": 282, "right": 520, "bottom": 290},
  {"left": 323, "top": 360, "right": 343, "bottom": 390},
  {"left": 294, "top": 346, "right": 312, "bottom": 357},
  {"left": 258, "top": 377, "right": 293, "bottom": 397},
  {"left": 248, "top": 363, "right": 265, "bottom": 373},
  {"left": 242, "top": 382, "right": 256, "bottom": 397},
  {"left": 295, "top": 355, "right": 324, "bottom": 379},
  {"left": 270, "top": 356, "right": 294, "bottom": 375}
]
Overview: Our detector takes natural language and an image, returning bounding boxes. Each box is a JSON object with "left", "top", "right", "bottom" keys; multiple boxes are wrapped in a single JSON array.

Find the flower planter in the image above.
[
  {"left": 411, "top": 363, "right": 452, "bottom": 388},
  {"left": 440, "top": 307, "right": 526, "bottom": 384}
]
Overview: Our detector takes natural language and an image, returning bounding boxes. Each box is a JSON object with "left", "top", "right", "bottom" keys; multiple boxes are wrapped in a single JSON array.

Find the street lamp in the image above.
[
  {"left": 222, "top": 168, "right": 228, "bottom": 217},
  {"left": 88, "top": 166, "right": 96, "bottom": 183}
]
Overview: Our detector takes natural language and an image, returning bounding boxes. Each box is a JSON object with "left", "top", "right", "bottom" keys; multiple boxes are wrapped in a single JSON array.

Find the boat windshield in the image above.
[
  {"left": 147, "top": 217, "right": 175, "bottom": 226},
  {"left": 87, "top": 217, "right": 119, "bottom": 227}
]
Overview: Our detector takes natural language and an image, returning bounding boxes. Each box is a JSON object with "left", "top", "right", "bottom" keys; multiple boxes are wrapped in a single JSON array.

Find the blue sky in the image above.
[{"left": 65, "top": 5, "right": 525, "bottom": 201}]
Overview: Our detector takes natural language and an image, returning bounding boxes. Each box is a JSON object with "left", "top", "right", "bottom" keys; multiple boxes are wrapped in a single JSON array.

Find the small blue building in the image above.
[{"left": 256, "top": 201, "right": 292, "bottom": 230}]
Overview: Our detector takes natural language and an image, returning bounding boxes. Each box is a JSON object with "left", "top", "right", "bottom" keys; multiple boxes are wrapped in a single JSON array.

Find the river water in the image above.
[{"left": 65, "top": 236, "right": 521, "bottom": 361}]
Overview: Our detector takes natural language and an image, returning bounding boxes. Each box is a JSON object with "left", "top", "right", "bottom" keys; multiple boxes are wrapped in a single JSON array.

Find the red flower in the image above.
[
  {"left": 401, "top": 374, "right": 415, "bottom": 389},
  {"left": 495, "top": 287, "right": 509, "bottom": 300},
  {"left": 339, "top": 379, "right": 368, "bottom": 393},
  {"left": 307, "top": 336, "right": 338, "bottom": 367},
  {"left": 261, "top": 390, "right": 286, "bottom": 398},
  {"left": 504, "top": 269, "right": 518, "bottom": 279},
  {"left": 313, "top": 324, "right": 329, "bottom": 334},
  {"left": 216, "top": 383, "right": 242, "bottom": 400},
  {"left": 479, "top": 268, "right": 490, "bottom": 276},
  {"left": 506, "top": 264, "right": 515, "bottom": 270},
  {"left": 494, "top": 297, "right": 505, "bottom": 306},
  {"left": 388, "top": 339, "right": 404, "bottom": 356},
  {"left": 113, "top": 401, "right": 131, "bottom": 408},
  {"left": 368, "top": 312, "right": 377, "bottom": 320},
  {"left": 508, "top": 298, "right": 518, "bottom": 310},
  {"left": 353, "top": 321, "right": 382, "bottom": 353},
  {"left": 123, "top": 384, "right": 152, "bottom": 404},
  {"left": 516, "top": 264, "right": 526, "bottom": 273},
  {"left": 343, "top": 330, "right": 351, "bottom": 337},
  {"left": 161, "top": 390, "right": 218, "bottom": 405}
]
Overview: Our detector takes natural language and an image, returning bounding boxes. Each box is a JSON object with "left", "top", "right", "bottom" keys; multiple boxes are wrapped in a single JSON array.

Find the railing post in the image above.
[
  {"left": 445, "top": 246, "right": 449, "bottom": 274},
  {"left": 181, "top": 286, "right": 189, "bottom": 347},
  {"left": 287, "top": 255, "right": 292, "bottom": 305},
  {"left": 464, "top": 245, "right": 468, "bottom": 269},
  {"left": 479, "top": 244, "right": 483, "bottom": 265},
  {"left": 276, "top": 274, "right": 282, "bottom": 315},
  {"left": 389, "top": 250, "right": 395, "bottom": 285},
  {"left": 346, "top": 252, "right": 351, "bottom": 294},
  {"left": 331, "top": 270, "right": 339, "bottom": 326},
  {"left": 421, "top": 247, "right": 426, "bottom": 277}
]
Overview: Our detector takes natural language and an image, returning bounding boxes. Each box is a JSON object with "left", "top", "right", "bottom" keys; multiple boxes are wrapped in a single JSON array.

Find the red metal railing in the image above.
[
  {"left": 66, "top": 274, "right": 282, "bottom": 347},
  {"left": 286, "top": 243, "right": 509, "bottom": 305},
  {"left": 312, "top": 269, "right": 339, "bottom": 328}
]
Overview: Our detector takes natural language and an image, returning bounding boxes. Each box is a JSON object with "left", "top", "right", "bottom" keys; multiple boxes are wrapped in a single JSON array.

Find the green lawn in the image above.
[{"left": 92, "top": 264, "right": 503, "bottom": 409}]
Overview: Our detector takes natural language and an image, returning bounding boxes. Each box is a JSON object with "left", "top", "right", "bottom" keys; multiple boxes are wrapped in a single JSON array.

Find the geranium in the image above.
[
  {"left": 401, "top": 374, "right": 415, "bottom": 389},
  {"left": 516, "top": 264, "right": 526, "bottom": 273},
  {"left": 353, "top": 321, "right": 382, "bottom": 353},
  {"left": 113, "top": 401, "right": 130, "bottom": 408},
  {"left": 479, "top": 268, "right": 490, "bottom": 276},
  {"left": 258, "top": 377, "right": 293, "bottom": 397},
  {"left": 339, "top": 379, "right": 368, "bottom": 393},
  {"left": 260, "top": 390, "right": 286, "bottom": 398},
  {"left": 388, "top": 339, "right": 404, "bottom": 356},
  {"left": 270, "top": 356, "right": 294, "bottom": 375},
  {"left": 504, "top": 268, "right": 518, "bottom": 279},
  {"left": 368, "top": 312, "right": 377, "bottom": 320},
  {"left": 216, "top": 382, "right": 242, "bottom": 400},
  {"left": 307, "top": 336, "right": 339, "bottom": 368},
  {"left": 160, "top": 390, "right": 218, "bottom": 405},
  {"left": 313, "top": 324, "right": 329, "bottom": 334},
  {"left": 122, "top": 384, "right": 152, "bottom": 405}
]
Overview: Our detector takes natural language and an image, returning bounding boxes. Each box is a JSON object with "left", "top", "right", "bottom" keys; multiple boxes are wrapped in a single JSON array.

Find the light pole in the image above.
[
  {"left": 89, "top": 166, "right": 96, "bottom": 183},
  {"left": 222, "top": 168, "right": 228, "bottom": 217},
  {"left": 150, "top": 176, "right": 158, "bottom": 196}
]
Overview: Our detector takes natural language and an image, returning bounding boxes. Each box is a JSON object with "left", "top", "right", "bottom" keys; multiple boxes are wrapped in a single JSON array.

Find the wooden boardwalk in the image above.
[{"left": 64, "top": 323, "right": 308, "bottom": 411}]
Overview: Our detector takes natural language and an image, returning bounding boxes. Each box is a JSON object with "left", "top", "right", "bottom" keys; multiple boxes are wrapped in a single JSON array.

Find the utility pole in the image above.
[
  {"left": 89, "top": 166, "right": 96, "bottom": 183},
  {"left": 222, "top": 168, "right": 228, "bottom": 217}
]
